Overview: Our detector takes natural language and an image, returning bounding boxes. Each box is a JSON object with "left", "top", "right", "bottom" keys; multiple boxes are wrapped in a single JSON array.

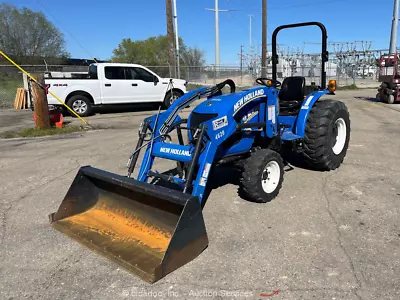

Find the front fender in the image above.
[{"left": 295, "top": 90, "right": 333, "bottom": 137}]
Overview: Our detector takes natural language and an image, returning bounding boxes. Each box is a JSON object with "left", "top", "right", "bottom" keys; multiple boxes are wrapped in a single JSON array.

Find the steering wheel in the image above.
[{"left": 256, "top": 77, "right": 281, "bottom": 88}]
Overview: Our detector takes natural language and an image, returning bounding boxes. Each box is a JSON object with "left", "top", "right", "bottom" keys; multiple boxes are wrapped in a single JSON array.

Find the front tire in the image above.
[
  {"left": 303, "top": 100, "right": 350, "bottom": 170},
  {"left": 387, "top": 94, "right": 395, "bottom": 104},
  {"left": 66, "top": 95, "right": 93, "bottom": 117},
  {"left": 163, "top": 90, "right": 184, "bottom": 108},
  {"left": 240, "top": 149, "right": 284, "bottom": 203}
]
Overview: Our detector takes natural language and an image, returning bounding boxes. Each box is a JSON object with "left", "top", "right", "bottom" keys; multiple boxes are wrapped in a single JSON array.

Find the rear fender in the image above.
[{"left": 295, "top": 90, "right": 332, "bottom": 137}]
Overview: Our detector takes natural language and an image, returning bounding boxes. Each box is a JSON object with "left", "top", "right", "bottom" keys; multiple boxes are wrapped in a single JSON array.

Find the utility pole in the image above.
[
  {"left": 248, "top": 15, "right": 254, "bottom": 76},
  {"left": 389, "top": 0, "right": 399, "bottom": 53},
  {"left": 172, "top": 0, "right": 180, "bottom": 78},
  {"left": 249, "top": 15, "right": 254, "bottom": 51},
  {"left": 166, "top": 0, "right": 176, "bottom": 78},
  {"left": 239, "top": 45, "right": 244, "bottom": 79},
  {"left": 206, "top": 0, "right": 229, "bottom": 76},
  {"left": 261, "top": 0, "right": 267, "bottom": 77},
  {"left": 31, "top": 74, "right": 50, "bottom": 129}
]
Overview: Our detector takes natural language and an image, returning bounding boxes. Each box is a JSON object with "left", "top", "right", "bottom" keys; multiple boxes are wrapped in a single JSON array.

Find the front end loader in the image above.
[{"left": 50, "top": 22, "right": 351, "bottom": 284}]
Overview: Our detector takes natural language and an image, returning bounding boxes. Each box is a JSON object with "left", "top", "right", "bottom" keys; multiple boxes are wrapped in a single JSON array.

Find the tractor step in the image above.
[{"left": 281, "top": 131, "right": 302, "bottom": 141}]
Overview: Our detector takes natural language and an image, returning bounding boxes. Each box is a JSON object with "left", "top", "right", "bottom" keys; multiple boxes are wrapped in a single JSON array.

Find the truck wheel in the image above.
[
  {"left": 67, "top": 95, "right": 93, "bottom": 117},
  {"left": 239, "top": 149, "right": 284, "bottom": 203},
  {"left": 163, "top": 90, "right": 184, "bottom": 108},
  {"left": 303, "top": 100, "right": 350, "bottom": 171}
]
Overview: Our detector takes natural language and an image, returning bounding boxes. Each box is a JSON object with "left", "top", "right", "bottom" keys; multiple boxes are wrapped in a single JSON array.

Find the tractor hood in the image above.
[{"left": 192, "top": 87, "right": 267, "bottom": 117}]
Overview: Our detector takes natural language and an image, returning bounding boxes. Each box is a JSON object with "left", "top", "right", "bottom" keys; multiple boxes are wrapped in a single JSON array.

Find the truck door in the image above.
[
  {"left": 101, "top": 66, "right": 131, "bottom": 103},
  {"left": 125, "top": 67, "right": 166, "bottom": 103}
]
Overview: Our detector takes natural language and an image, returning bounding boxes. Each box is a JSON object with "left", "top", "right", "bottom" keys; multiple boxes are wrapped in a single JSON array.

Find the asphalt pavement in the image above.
[{"left": 0, "top": 89, "right": 399, "bottom": 300}]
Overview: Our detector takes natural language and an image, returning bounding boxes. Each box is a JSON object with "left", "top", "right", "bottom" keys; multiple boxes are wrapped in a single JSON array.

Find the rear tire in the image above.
[
  {"left": 163, "top": 90, "right": 184, "bottom": 108},
  {"left": 66, "top": 95, "right": 93, "bottom": 117},
  {"left": 303, "top": 100, "right": 350, "bottom": 171},
  {"left": 240, "top": 149, "right": 284, "bottom": 203}
]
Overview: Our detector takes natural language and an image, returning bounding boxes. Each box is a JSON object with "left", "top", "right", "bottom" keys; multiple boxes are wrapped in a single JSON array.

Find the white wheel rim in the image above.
[
  {"left": 261, "top": 161, "right": 281, "bottom": 193},
  {"left": 72, "top": 100, "right": 87, "bottom": 114},
  {"left": 332, "top": 118, "right": 347, "bottom": 155},
  {"left": 170, "top": 94, "right": 179, "bottom": 105}
]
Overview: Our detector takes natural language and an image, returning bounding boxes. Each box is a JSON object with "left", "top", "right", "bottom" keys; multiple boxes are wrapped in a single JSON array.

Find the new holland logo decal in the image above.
[{"left": 233, "top": 89, "right": 265, "bottom": 114}]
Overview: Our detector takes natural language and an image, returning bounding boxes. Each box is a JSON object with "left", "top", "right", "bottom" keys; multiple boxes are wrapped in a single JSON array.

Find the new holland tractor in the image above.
[{"left": 49, "top": 22, "right": 351, "bottom": 284}]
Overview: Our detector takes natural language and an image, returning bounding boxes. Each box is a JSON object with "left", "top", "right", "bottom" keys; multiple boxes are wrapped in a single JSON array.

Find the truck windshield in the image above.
[{"left": 89, "top": 65, "right": 98, "bottom": 79}]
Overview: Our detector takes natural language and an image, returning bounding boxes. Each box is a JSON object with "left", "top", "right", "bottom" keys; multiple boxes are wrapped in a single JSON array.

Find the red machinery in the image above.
[{"left": 377, "top": 54, "right": 400, "bottom": 104}]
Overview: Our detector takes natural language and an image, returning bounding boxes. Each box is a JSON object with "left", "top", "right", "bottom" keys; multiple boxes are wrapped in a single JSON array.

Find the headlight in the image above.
[{"left": 184, "top": 81, "right": 188, "bottom": 86}]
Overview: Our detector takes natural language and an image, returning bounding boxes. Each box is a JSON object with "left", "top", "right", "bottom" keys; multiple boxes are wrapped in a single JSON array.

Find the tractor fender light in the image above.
[{"left": 328, "top": 80, "right": 336, "bottom": 92}]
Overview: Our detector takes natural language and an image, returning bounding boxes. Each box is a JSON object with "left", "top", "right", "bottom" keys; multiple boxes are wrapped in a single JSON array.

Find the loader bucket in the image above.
[{"left": 49, "top": 166, "right": 208, "bottom": 283}]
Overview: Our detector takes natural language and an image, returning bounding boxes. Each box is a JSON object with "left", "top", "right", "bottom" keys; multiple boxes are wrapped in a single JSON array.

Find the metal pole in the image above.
[
  {"left": 172, "top": 0, "right": 181, "bottom": 78},
  {"left": 215, "top": 0, "right": 220, "bottom": 76},
  {"left": 249, "top": 15, "right": 253, "bottom": 49},
  {"left": 249, "top": 15, "right": 254, "bottom": 75},
  {"left": 205, "top": 2, "right": 229, "bottom": 78},
  {"left": 389, "top": 0, "right": 399, "bottom": 53},
  {"left": 261, "top": 0, "right": 267, "bottom": 77},
  {"left": 240, "top": 45, "right": 243, "bottom": 84}
]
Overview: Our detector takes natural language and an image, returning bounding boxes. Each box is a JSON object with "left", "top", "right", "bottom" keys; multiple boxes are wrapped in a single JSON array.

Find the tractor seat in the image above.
[{"left": 279, "top": 76, "right": 306, "bottom": 116}]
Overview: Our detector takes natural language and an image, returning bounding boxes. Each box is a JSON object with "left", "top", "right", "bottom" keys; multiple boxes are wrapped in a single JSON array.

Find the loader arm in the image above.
[{"left": 145, "top": 79, "right": 236, "bottom": 136}]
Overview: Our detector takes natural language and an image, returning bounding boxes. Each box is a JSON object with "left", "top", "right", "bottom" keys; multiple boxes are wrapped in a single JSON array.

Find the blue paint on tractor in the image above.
[
  {"left": 129, "top": 78, "right": 333, "bottom": 204},
  {"left": 125, "top": 22, "right": 347, "bottom": 208}
]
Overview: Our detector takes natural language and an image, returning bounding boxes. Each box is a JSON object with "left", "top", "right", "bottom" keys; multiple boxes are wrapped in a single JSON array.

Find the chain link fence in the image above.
[{"left": 0, "top": 62, "right": 380, "bottom": 109}]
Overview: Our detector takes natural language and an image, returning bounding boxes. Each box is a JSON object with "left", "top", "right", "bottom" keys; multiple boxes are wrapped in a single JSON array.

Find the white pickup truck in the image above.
[{"left": 45, "top": 63, "right": 187, "bottom": 117}]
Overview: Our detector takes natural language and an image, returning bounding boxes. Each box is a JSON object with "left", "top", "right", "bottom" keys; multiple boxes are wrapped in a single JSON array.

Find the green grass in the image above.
[
  {"left": 1, "top": 125, "right": 89, "bottom": 139},
  {"left": 337, "top": 84, "right": 358, "bottom": 90},
  {"left": 0, "top": 78, "right": 23, "bottom": 108}
]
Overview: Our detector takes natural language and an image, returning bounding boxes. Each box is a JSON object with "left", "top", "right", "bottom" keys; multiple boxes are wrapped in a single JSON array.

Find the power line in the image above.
[
  {"left": 35, "top": 0, "right": 97, "bottom": 60},
  {"left": 229, "top": 0, "right": 346, "bottom": 13}
]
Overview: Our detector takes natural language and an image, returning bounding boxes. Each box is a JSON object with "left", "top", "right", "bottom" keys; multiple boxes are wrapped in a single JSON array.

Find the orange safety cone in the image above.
[
  {"left": 33, "top": 111, "right": 64, "bottom": 128},
  {"left": 55, "top": 113, "right": 63, "bottom": 128}
]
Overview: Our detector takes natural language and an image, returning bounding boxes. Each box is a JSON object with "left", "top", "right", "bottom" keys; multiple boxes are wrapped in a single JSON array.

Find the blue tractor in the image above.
[{"left": 49, "top": 22, "right": 350, "bottom": 284}]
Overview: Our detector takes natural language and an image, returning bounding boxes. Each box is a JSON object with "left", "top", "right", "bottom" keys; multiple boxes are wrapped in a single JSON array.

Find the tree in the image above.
[
  {"left": 112, "top": 36, "right": 170, "bottom": 66},
  {"left": 112, "top": 35, "right": 205, "bottom": 77},
  {"left": 181, "top": 46, "right": 205, "bottom": 67},
  {"left": 0, "top": 3, "right": 68, "bottom": 62}
]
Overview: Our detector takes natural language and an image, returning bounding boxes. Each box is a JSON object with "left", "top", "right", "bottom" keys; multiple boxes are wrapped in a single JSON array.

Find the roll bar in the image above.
[{"left": 271, "top": 22, "right": 328, "bottom": 89}]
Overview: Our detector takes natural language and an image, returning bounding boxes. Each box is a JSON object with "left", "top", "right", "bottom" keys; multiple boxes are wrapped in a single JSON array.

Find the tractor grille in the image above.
[{"left": 189, "top": 112, "right": 218, "bottom": 136}]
